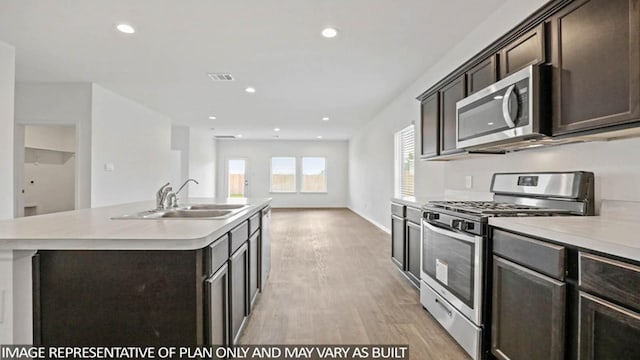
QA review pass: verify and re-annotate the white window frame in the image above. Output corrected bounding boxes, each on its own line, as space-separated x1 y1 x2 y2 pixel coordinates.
394 125 415 198
269 156 297 193
300 157 328 193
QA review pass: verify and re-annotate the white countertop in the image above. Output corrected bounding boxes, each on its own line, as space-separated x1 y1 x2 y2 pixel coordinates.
0 197 271 251
489 216 640 263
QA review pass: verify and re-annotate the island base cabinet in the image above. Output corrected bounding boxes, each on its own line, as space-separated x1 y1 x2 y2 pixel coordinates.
491 256 566 360
33 250 203 346
578 292 640 360
249 232 260 308
204 263 229 346
229 243 249 345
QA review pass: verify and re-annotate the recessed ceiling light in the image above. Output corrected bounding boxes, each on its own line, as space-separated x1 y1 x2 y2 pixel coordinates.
116 23 135 34
208 116 216 120
321 27 338 38
322 117 330 121
317 135 323 139
274 128 281 132
245 87 256 93
236 134 243 138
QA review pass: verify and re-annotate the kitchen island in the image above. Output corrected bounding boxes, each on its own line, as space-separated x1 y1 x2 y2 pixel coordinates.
0 197 271 346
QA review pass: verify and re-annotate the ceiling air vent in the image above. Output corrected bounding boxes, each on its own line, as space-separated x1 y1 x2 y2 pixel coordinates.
207 73 235 81
214 135 237 139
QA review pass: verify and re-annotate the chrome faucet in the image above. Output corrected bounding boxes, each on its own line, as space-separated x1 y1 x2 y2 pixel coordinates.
167 179 199 208
156 182 173 210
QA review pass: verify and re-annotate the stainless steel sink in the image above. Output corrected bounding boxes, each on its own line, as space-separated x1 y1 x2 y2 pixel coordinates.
113 203 249 220
181 204 246 210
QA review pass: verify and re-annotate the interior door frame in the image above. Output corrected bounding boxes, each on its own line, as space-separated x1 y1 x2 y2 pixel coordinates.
225 157 249 198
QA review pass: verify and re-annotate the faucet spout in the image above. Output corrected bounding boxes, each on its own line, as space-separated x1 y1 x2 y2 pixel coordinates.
176 178 200 196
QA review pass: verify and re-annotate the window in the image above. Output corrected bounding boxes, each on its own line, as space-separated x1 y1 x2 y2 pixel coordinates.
270 157 296 192
301 157 327 192
395 125 415 197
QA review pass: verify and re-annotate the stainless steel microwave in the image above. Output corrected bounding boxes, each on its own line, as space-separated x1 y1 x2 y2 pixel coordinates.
456 64 548 150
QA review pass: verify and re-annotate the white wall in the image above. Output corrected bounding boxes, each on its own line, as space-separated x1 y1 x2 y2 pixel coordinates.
24 151 75 215
90 84 172 207
217 140 349 207
349 0 550 228
171 125 190 192
24 125 75 152
188 128 216 198
0 39 15 344
14 83 92 209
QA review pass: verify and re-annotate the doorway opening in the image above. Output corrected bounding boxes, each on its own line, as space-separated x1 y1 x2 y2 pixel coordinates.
227 159 248 198
21 125 76 216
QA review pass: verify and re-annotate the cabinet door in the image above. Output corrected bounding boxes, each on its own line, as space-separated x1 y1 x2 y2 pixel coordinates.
205 263 229 346
229 243 248 345
405 221 421 287
467 55 498 94
248 231 260 309
579 292 640 360
492 256 565 360
499 24 545 77
551 0 640 135
439 75 466 154
420 92 439 159
391 215 406 270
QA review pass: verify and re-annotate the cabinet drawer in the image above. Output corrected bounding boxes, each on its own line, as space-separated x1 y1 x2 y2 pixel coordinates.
230 221 249 255
579 252 640 310
391 203 405 217
493 229 566 280
205 235 229 277
248 213 261 236
406 206 422 225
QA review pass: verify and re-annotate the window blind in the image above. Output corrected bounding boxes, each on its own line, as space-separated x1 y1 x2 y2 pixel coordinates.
398 125 415 197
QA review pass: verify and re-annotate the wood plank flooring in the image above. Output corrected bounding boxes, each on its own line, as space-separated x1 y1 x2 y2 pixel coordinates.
239 208 469 359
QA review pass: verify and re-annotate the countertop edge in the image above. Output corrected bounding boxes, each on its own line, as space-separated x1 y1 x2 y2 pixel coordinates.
0 198 272 251
489 217 640 263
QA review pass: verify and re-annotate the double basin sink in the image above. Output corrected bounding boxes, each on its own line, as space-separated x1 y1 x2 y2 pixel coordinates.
114 204 249 220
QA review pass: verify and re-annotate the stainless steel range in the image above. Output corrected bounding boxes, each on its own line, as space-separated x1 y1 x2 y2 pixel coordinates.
420 171 594 360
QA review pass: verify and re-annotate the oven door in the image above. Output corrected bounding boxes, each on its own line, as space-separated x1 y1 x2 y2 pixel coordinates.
456 64 538 150
421 220 483 325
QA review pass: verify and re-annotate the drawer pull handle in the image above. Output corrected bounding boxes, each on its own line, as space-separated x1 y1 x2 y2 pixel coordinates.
435 298 453 317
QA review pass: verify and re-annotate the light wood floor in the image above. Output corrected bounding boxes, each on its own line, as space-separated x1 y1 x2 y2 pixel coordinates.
239 208 469 359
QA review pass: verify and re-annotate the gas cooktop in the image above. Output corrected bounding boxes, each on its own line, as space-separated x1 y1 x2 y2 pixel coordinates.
426 200 573 217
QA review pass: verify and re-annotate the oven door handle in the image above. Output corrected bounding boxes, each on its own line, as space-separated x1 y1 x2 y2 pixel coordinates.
423 221 479 244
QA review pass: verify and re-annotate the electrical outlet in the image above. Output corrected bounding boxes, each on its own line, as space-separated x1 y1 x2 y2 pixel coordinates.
104 163 115 172
465 176 473 189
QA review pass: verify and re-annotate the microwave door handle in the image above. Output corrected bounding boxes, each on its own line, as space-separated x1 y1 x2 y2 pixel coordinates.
502 84 517 128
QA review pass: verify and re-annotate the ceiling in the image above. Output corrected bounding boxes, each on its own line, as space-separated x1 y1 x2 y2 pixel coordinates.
0 0 507 140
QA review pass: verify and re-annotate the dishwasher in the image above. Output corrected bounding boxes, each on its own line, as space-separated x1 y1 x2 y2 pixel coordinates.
260 206 271 291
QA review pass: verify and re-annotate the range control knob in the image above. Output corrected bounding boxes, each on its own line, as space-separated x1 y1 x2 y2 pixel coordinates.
427 212 440 221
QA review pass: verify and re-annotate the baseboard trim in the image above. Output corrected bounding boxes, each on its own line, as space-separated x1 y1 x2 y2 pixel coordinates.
348 207 391 234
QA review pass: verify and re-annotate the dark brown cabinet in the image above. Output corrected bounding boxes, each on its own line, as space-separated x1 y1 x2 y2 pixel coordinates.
439 75 467 154
550 0 640 135
405 221 421 286
467 55 498 95
492 256 566 360
420 92 439 159
229 242 249 345
248 231 260 309
577 252 640 359
499 24 546 78
205 263 229 346
391 214 406 270
578 292 640 360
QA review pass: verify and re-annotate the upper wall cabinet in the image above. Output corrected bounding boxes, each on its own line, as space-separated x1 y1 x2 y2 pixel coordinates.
550 0 640 135
467 55 498 95
420 92 440 159
439 75 467 155
499 24 546 78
